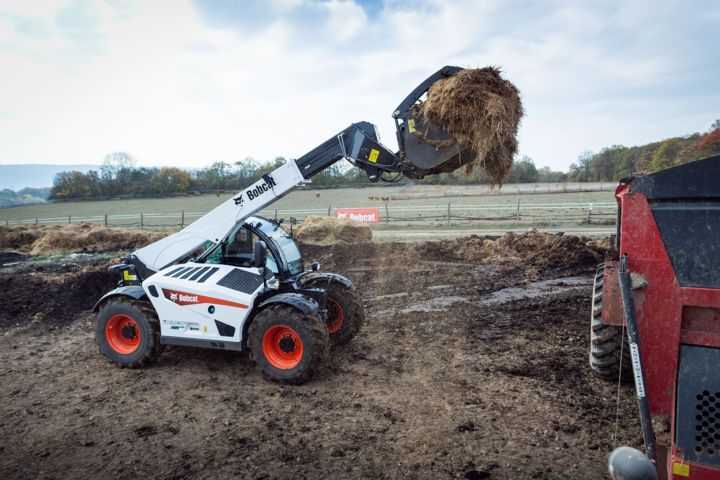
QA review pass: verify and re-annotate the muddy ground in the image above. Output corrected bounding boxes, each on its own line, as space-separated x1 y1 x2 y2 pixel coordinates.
0 235 639 479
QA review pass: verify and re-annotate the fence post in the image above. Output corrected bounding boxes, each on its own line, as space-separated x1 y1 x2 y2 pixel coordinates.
587 203 593 223
5 220 8 226
140 213 144 230
104 214 108 227
516 199 521 221
447 203 451 226
35 218 38 225
181 210 185 228
327 205 331 216
274 209 278 221
385 202 389 224
68 215 71 224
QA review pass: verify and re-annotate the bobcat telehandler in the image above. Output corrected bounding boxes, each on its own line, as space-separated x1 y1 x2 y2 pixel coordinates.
93 66 468 383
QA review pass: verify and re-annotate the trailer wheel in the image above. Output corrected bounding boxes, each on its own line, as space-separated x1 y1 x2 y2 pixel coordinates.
95 298 162 368
589 264 632 383
249 304 330 384
322 283 364 347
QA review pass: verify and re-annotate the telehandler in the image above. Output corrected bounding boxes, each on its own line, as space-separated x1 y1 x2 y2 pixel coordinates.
93 66 470 383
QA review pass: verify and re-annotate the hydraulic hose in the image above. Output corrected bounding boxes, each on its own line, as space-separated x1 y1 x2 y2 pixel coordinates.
618 255 656 464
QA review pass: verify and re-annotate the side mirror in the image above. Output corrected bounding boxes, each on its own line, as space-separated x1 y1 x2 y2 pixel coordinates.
254 241 267 268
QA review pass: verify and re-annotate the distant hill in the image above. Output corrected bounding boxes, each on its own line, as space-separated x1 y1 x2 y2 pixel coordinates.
568 127 720 181
0 164 100 190
0 187 51 208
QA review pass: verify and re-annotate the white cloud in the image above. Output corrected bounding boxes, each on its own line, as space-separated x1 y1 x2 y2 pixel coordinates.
322 0 367 40
0 0 717 172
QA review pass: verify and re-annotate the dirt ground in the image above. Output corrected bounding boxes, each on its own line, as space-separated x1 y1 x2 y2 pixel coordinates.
0 233 640 480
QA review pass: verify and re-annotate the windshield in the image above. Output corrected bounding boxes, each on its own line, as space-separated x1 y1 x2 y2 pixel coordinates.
255 218 303 276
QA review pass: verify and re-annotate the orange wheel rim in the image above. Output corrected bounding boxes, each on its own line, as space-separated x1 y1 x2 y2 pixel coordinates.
105 314 141 354
262 325 303 369
327 299 344 334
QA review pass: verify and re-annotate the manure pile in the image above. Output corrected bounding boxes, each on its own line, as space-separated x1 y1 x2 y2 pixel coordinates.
0 223 164 255
416 67 523 184
293 215 372 245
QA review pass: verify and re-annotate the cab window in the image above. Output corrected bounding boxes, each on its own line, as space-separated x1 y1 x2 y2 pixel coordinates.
214 226 279 273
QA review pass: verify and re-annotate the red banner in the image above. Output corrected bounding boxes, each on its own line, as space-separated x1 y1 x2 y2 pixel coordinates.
335 208 380 224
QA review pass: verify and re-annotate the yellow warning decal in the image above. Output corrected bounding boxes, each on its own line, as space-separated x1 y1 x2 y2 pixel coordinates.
673 462 689 477
123 270 137 281
368 149 380 163
408 118 416 133
203 325 208 333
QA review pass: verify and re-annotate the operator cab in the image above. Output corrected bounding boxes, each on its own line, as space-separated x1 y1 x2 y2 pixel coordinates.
200 216 304 280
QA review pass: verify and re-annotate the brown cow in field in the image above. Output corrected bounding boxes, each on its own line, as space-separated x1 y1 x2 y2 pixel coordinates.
381 196 390 202
315 193 321 198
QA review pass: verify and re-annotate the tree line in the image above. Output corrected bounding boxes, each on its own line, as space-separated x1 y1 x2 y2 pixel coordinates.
418 155 567 185
50 153 565 200
49 153 373 200
49 122 720 200
566 121 720 182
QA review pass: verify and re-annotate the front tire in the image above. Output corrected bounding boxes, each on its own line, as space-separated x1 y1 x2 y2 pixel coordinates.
249 304 330 384
589 264 631 382
95 298 162 368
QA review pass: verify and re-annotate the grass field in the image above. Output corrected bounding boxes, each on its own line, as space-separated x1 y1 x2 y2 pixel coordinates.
1 185 617 239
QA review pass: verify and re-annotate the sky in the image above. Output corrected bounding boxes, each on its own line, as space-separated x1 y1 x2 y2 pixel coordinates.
0 0 718 172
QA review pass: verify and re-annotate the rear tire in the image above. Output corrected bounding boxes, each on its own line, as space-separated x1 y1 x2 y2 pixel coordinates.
249 304 330 384
589 264 632 383
322 283 364 347
95 298 162 368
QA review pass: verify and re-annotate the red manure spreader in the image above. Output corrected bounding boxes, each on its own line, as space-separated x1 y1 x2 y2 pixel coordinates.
591 155 720 480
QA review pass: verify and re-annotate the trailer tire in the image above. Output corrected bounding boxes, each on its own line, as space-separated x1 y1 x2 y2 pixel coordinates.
95 298 163 368
589 264 632 383
249 304 330 384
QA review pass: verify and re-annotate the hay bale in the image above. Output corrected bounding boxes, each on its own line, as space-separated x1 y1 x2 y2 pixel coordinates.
416 67 523 184
294 216 372 245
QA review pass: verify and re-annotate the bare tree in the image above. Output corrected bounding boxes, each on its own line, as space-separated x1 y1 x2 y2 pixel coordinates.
100 151 137 195
101 151 136 180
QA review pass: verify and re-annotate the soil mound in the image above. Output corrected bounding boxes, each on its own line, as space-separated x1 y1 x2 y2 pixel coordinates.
293 216 372 245
416 67 523 184
0 223 165 255
301 230 606 280
452 230 605 279
0 262 116 331
335 231 608 280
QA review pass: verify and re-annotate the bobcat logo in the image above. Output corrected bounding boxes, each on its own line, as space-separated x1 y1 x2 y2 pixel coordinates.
170 292 178 301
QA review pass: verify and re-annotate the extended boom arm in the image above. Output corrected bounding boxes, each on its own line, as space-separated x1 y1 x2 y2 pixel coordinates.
133 122 401 272
132 66 466 273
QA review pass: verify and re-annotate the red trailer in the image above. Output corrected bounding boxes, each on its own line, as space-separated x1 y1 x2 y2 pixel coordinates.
591 156 720 480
